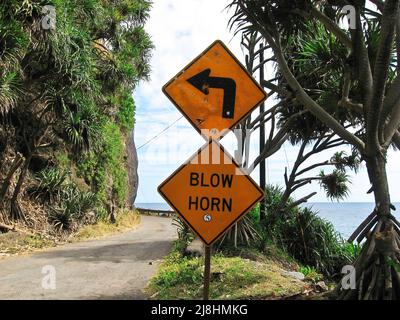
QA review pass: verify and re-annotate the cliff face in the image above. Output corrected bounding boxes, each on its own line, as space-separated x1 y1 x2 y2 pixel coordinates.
126 129 139 208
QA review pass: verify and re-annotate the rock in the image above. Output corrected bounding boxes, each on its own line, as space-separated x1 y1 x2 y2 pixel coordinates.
185 238 204 257
126 130 139 206
282 271 305 281
316 281 328 292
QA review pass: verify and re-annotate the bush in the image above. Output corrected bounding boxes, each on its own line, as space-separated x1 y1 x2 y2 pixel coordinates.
29 168 69 202
260 185 357 277
77 120 128 206
61 185 97 220
299 265 323 282
32 168 98 231
48 185 97 232
49 206 75 232
216 215 260 249
172 216 193 244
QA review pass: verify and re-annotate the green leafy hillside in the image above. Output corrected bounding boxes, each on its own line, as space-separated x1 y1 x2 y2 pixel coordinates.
0 0 152 233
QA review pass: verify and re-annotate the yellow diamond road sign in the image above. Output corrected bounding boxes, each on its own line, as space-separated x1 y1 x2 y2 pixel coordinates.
158 141 264 246
162 40 267 140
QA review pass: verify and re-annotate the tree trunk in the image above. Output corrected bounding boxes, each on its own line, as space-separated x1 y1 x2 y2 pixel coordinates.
368 155 391 218
0 154 23 202
337 154 400 300
9 156 31 221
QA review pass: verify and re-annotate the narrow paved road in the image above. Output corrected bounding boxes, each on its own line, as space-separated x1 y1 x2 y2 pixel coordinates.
0 215 176 300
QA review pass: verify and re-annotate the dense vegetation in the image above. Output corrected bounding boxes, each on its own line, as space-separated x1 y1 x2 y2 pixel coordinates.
0 1 152 234
255 185 358 277
229 0 400 300
175 184 358 280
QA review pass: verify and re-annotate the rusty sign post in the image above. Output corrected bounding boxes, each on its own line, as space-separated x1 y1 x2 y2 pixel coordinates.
203 245 211 300
159 40 267 300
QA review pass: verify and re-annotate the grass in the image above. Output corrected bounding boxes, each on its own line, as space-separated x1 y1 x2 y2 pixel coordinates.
73 209 140 241
299 266 323 283
0 209 140 257
147 243 308 300
0 232 56 256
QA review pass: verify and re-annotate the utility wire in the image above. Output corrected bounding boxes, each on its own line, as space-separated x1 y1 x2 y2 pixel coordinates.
137 116 184 150
283 142 297 198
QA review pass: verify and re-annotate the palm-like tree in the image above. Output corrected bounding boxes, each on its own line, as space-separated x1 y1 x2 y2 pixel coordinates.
229 0 400 299
0 1 152 222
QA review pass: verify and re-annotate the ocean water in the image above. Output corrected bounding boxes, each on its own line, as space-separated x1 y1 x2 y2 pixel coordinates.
136 202 400 240
303 203 400 239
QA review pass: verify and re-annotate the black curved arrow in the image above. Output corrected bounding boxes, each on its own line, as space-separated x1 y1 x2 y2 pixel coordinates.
187 69 236 119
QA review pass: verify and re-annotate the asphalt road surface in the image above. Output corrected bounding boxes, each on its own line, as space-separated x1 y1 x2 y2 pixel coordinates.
0 215 176 300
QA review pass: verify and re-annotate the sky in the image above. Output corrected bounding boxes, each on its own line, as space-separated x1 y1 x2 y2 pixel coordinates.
133 0 400 204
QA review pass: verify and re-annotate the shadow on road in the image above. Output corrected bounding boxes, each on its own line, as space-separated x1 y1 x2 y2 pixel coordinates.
31 240 173 264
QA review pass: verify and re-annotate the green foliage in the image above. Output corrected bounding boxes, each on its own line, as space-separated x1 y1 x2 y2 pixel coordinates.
331 151 361 174
0 72 21 115
248 203 260 223
30 167 69 202
94 206 108 222
299 266 323 282
102 121 127 204
60 185 97 219
154 254 203 288
77 151 107 200
77 121 128 206
0 0 153 224
55 152 71 170
319 170 350 201
48 184 97 231
264 184 286 214
148 246 305 300
117 92 136 131
217 215 261 248
172 216 194 244
48 206 75 231
387 257 400 273
299 265 317 277
340 242 361 260
260 185 356 277
62 98 101 153
30 167 97 231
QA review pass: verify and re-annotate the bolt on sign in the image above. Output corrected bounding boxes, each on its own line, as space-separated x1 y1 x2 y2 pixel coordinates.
158 141 264 246
162 40 267 140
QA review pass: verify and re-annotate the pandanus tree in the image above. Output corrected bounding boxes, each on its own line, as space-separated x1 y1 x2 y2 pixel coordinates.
239 32 361 214
229 0 400 299
224 30 359 247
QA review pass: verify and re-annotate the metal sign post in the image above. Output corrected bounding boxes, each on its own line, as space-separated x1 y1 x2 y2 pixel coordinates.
203 245 212 300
